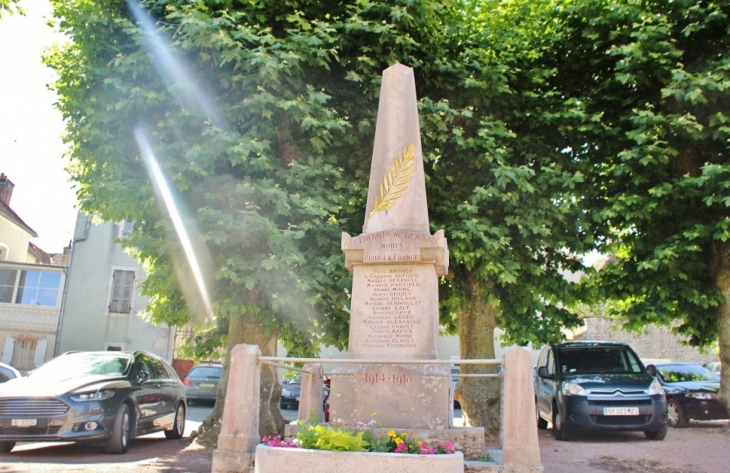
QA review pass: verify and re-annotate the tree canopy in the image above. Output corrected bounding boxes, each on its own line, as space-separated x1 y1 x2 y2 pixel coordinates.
46 0 730 432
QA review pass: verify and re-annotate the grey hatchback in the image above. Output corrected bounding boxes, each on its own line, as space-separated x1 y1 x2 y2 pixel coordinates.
534 341 667 441
0 350 186 454
183 363 222 404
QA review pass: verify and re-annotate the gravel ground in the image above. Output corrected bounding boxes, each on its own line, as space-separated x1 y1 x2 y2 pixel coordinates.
1 416 727 472
539 420 730 473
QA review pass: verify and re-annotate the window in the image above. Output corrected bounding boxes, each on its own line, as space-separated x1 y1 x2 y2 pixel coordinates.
15 270 61 306
118 220 135 239
106 345 123 351
0 269 16 303
0 268 61 307
109 270 135 313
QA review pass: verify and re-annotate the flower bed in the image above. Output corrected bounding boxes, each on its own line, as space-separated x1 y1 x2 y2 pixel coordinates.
255 418 464 472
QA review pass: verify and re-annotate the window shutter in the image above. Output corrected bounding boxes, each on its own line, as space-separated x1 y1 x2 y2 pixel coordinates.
1 338 15 364
110 270 135 313
120 271 134 313
33 340 47 368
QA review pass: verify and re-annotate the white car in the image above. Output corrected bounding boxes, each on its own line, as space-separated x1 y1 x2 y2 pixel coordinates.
0 362 21 383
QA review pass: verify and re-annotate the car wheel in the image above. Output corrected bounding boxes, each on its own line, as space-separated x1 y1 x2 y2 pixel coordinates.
644 427 667 440
536 402 548 430
552 402 570 441
165 403 186 439
105 403 132 454
0 441 15 453
667 399 688 428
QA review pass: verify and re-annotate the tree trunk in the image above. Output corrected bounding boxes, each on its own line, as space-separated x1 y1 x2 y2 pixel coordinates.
454 272 500 436
711 242 730 413
193 309 286 447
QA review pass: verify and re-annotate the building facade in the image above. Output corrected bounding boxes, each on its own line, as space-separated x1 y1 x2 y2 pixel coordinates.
0 174 65 372
57 212 175 360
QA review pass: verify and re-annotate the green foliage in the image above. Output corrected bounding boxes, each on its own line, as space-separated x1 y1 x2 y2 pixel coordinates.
0 0 22 17
49 0 730 363
538 0 730 346
296 423 370 452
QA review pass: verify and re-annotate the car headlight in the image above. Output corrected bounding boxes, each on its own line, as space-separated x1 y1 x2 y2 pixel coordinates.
687 392 716 400
282 389 294 397
648 379 664 395
69 390 115 402
562 382 586 396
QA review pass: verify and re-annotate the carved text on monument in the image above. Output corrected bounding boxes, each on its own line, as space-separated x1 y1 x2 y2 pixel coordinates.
359 266 425 350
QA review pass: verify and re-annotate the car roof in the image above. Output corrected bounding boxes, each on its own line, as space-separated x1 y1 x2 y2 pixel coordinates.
553 340 631 349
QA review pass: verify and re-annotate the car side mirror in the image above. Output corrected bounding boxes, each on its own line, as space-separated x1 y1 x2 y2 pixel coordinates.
646 364 657 377
136 370 150 385
537 366 554 380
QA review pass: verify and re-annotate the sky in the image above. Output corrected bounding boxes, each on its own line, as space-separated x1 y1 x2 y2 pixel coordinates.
0 0 78 254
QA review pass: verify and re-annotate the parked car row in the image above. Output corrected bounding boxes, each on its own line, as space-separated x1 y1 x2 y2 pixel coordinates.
535 340 728 442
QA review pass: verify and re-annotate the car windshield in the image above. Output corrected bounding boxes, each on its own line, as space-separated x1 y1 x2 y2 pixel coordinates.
189 366 222 378
558 347 643 375
28 352 133 381
657 364 719 383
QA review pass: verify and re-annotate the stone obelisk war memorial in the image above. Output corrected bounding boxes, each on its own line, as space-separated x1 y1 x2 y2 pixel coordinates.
328 63 452 429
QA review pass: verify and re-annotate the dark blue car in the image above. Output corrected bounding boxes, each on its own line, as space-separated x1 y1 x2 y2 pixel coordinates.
654 362 729 428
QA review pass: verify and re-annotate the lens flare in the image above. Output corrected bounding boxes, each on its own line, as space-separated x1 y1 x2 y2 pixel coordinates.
134 127 213 320
126 1 228 130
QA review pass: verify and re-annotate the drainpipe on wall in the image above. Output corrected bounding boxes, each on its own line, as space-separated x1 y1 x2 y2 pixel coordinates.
53 215 91 357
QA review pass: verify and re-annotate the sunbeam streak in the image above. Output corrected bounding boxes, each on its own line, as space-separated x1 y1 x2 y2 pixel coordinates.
127 0 228 130
134 127 213 320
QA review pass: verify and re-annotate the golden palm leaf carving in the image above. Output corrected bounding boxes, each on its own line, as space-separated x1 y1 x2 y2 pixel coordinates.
369 142 416 218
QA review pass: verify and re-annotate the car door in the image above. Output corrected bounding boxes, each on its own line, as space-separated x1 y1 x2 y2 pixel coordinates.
149 357 178 429
129 354 165 434
535 347 557 419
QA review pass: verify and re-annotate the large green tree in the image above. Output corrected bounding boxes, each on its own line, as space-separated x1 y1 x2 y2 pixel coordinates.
527 0 730 409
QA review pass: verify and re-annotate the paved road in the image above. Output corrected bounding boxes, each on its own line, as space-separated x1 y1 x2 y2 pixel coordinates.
2 404 726 473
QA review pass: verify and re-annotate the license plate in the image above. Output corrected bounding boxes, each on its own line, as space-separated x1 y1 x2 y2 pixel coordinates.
200 383 214 388
11 418 37 427
603 407 639 416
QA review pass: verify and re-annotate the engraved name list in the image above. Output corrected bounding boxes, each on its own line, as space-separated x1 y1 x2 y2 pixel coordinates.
360 267 423 350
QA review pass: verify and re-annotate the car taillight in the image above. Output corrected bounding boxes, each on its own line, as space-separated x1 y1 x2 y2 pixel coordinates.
183 378 192 387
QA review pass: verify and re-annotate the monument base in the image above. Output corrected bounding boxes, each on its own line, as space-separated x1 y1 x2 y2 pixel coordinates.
328 364 451 429
255 444 464 473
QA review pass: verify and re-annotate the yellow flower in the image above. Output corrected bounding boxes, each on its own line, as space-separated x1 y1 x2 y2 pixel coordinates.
395 438 403 445
418 440 424 447
387 430 396 438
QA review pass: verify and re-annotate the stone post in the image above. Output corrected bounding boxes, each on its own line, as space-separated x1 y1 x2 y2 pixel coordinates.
501 346 542 470
297 363 324 422
212 343 261 473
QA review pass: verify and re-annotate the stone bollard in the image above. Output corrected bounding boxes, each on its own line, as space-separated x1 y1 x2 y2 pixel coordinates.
212 344 261 473
297 363 324 422
501 346 543 471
